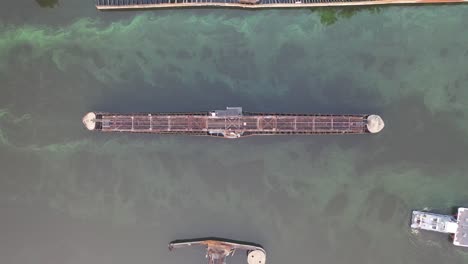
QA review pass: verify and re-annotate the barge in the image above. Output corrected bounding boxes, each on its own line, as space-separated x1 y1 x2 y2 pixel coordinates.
169 238 266 264
82 107 384 138
411 208 468 247
95 0 468 10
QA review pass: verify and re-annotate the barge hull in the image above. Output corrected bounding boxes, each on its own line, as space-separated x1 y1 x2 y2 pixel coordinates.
169 238 266 264
83 108 384 138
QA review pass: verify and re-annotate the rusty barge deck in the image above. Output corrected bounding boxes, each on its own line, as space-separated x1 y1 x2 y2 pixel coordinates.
82 107 384 138
169 237 266 264
96 0 467 10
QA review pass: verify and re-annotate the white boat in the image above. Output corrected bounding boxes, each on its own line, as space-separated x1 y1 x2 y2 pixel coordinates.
411 207 468 247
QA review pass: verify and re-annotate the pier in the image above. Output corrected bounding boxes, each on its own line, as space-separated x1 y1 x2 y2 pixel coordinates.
96 0 467 10
82 107 384 138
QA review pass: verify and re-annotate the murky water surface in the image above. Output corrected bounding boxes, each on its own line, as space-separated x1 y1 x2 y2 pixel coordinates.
1 1 468 264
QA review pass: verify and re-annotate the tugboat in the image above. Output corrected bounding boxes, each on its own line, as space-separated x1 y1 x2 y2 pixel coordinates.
168 238 266 264
411 208 468 247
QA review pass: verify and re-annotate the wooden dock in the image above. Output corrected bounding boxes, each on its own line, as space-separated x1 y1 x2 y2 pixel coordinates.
82 107 384 138
96 0 467 10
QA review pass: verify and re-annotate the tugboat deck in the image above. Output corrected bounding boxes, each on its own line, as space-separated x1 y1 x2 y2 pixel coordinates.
411 211 458 233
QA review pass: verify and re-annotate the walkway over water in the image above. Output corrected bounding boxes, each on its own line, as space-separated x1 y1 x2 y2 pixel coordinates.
96 0 467 10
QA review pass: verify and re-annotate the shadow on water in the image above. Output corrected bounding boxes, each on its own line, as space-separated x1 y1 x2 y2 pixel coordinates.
36 0 59 8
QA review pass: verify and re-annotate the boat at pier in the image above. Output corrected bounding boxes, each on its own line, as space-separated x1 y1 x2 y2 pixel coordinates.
169 238 266 264
82 107 384 138
411 208 468 247
95 0 468 10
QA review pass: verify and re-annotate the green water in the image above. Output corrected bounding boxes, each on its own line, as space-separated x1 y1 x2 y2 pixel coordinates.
1 2 468 264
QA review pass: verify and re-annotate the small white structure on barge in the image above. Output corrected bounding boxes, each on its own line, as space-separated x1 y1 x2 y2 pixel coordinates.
411 207 468 247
